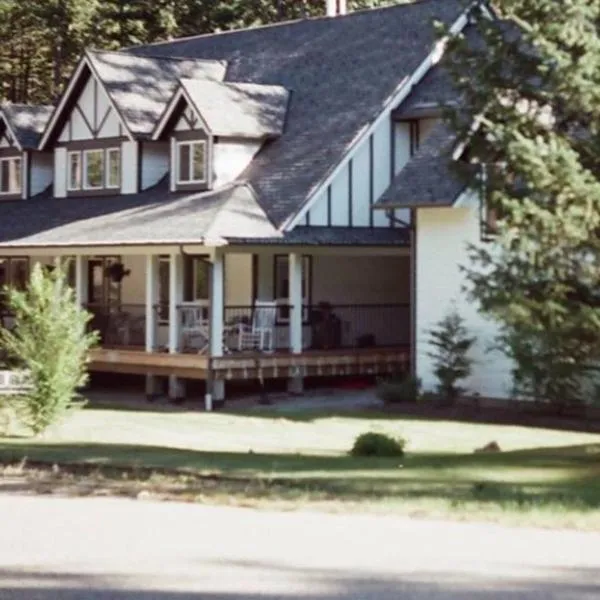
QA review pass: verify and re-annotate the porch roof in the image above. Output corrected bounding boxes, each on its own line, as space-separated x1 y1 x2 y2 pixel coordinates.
375 122 466 209
0 179 280 248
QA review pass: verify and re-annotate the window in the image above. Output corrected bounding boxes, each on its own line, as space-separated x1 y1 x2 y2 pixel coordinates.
84 149 103 189
0 257 29 310
106 148 121 188
68 147 120 192
177 141 206 184
68 152 81 190
274 255 311 323
0 157 21 194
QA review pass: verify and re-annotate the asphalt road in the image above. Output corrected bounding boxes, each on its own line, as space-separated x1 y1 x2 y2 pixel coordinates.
0 494 599 599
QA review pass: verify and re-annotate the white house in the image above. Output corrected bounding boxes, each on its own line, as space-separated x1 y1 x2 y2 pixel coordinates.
0 0 513 407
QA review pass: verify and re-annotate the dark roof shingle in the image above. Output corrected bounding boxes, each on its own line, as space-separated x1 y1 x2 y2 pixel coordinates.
129 0 466 227
376 121 465 208
1 104 54 149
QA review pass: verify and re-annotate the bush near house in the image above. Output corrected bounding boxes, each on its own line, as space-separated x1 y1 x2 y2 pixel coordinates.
427 309 475 405
0 261 98 435
377 373 421 404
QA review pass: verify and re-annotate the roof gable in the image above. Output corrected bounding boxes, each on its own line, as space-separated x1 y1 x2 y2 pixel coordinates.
154 78 289 140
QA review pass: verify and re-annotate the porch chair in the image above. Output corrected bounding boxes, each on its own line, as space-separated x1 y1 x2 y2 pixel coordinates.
236 301 277 353
179 300 210 353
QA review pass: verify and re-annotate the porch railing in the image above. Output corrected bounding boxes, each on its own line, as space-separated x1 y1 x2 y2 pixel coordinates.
86 303 158 348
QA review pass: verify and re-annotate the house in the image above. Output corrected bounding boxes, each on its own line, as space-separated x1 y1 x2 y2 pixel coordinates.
0 0 513 407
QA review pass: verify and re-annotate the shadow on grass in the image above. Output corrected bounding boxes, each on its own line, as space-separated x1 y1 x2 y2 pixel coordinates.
1 441 599 511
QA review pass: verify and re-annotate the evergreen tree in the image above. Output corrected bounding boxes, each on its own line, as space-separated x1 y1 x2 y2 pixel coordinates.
444 2 600 407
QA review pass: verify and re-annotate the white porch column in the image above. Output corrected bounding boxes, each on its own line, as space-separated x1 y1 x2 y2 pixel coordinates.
145 254 162 398
288 253 304 395
168 252 184 400
74 255 88 307
206 251 225 411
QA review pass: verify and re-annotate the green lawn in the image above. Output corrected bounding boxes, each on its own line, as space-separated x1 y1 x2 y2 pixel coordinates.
1 404 600 529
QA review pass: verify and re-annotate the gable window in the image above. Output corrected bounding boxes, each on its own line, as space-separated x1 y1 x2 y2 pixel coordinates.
0 157 21 194
274 255 312 323
68 152 81 191
67 147 121 192
177 141 206 184
84 149 103 189
106 148 121 188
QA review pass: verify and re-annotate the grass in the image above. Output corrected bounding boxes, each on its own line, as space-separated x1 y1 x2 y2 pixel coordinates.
1 403 600 529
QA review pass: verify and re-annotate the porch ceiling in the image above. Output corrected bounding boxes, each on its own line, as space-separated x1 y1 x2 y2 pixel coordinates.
0 178 280 249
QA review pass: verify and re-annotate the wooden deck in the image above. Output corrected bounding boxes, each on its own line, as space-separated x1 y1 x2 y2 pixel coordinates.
89 346 410 381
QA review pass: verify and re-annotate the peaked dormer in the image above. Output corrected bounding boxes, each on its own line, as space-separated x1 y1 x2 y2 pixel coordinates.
38 50 227 198
153 78 289 192
0 104 53 200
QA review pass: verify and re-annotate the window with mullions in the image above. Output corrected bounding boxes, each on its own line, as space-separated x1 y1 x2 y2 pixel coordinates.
274 255 311 324
0 157 21 194
67 147 121 192
177 141 207 184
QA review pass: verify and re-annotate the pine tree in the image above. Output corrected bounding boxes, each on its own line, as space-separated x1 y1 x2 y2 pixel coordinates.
443 2 600 407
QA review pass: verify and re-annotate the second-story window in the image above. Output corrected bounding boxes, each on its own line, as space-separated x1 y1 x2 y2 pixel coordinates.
0 157 21 195
177 141 206 184
67 147 121 192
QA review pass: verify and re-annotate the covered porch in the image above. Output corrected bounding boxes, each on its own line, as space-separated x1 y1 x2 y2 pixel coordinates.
0 239 411 408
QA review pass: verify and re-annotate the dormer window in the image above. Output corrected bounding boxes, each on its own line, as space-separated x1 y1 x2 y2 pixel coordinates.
67 147 121 193
0 157 21 195
177 140 206 185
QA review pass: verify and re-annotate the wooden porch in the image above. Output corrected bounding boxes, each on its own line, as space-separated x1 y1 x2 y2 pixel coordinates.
89 346 410 381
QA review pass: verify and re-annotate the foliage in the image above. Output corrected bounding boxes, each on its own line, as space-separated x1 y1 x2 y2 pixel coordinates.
0 261 98 435
427 309 475 403
0 0 397 104
350 431 406 457
442 1 600 408
376 372 421 404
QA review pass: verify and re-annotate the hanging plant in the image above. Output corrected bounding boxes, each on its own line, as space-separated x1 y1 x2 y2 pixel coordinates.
105 262 131 283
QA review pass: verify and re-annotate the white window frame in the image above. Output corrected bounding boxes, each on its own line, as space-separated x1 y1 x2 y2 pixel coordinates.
176 140 207 185
0 156 22 195
67 151 81 191
105 147 121 189
83 149 104 190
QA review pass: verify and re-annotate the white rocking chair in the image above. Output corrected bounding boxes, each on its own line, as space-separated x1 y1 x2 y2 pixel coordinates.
237 301 277 352
179 300 210 353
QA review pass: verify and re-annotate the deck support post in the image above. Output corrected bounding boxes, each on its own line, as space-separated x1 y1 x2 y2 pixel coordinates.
74 255 88 307
145 254 162 399
168 252 185 401
206 251 225 410
288 252 304 395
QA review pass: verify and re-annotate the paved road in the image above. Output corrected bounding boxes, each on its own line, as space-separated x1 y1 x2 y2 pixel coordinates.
0 495 599 599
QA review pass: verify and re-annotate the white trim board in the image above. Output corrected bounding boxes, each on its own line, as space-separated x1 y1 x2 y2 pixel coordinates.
0 113 23 151
284 5 473 231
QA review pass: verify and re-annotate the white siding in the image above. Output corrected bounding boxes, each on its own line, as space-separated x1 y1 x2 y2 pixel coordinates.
394 122 411 173
212 139 261 189
70 106 93 140
97 108 120 139
308 189 328 225
330 167 349 226
121 140 138 194
225 254 253 306
30 152 54 197
372 119 391 227
415 191 513 399
54 147 67 198
141 142 169 190
351 140 371 227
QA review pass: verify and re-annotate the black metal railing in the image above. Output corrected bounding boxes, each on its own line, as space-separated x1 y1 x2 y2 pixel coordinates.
85 303 158 348
222 303 410 352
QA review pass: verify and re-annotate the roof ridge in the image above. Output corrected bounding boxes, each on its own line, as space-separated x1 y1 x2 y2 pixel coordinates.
126 0 448 51
87 47 227 67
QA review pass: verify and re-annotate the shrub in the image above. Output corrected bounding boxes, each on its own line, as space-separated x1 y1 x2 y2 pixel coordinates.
377 373 421 404
427 308 475 404
0 261 98 435
350 432 406 457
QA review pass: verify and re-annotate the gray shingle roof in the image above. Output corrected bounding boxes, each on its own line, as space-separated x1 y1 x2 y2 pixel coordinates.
375 121 466 208
129 0 466 227
231 226 409 246
1 104 54 149
176 79 289 138
87 50 227 137
0 179 279 248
